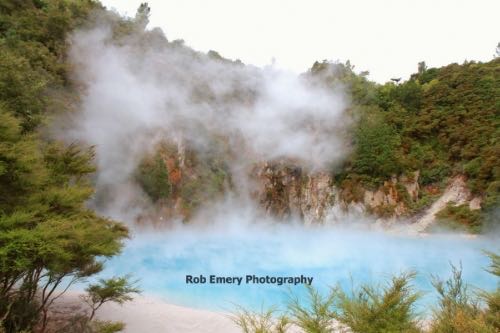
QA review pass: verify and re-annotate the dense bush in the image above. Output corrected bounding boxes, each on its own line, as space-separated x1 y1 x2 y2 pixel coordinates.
135 153 172 202
312 57 499 228
0 1 132 331
287 285 337 332
231 306 290 333
351 112 402 181
436 203 482 233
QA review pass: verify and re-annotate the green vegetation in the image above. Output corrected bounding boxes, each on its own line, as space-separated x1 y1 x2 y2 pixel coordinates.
429 264 496 333
176 148 229 217
331 272 421 333
0 0 131 332
134 143 229 218
231 306 290 333
135 152 172 202
57 315 126 333
481 252 500 329
313 57 499 229
0 0 498 330
287 285 337 332
351 113 402 181
286 273 422 333
81 276 140 321
0 0 101 131
88 321 126 333
0 1 234 328
233 254 500 333
436 204 482 233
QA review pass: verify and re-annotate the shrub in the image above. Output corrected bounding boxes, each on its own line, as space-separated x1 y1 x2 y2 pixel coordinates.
436 204 482 233
287 285 337 333
231 306 290 333
331 272 422 333
429 264 495 333
135 153 172 202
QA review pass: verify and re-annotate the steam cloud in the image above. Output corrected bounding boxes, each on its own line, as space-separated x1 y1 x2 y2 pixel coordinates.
61 19 350 221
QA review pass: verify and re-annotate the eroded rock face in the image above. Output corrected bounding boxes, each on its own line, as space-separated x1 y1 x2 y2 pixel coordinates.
138 142 482 228
401 171 420 201
362 172 420 217
252 162 337 223
251 162 430 223
300 172 338 224
469 197 482 210
252 163 422 223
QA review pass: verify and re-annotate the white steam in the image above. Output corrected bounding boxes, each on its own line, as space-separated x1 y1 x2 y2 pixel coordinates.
64 23 348 208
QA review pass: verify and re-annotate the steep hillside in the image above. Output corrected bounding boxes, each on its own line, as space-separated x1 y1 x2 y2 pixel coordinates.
136 58 499 232
315 58 500 231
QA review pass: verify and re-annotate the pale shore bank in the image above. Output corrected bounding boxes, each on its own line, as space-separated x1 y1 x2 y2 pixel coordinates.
53 292 240 333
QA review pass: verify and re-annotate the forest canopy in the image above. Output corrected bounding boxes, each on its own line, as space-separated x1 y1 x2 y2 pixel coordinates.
0 1 128 331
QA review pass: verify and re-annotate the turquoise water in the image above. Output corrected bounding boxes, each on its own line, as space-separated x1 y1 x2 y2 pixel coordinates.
98 223 498 313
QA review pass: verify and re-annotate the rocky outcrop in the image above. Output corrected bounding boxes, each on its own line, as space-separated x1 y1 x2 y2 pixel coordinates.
400 171 420 201
363 179 404 216
362 171 420 217
139 143 482 231
300 172 338 224
252 162 337 223
411 175 472 233
252 162 421 223
469 197 482 210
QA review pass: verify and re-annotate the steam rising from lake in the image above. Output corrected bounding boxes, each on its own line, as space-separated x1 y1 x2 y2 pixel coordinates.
61 18 350 219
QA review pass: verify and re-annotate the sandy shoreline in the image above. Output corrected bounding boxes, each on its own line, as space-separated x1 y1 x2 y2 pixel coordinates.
54 292 240 333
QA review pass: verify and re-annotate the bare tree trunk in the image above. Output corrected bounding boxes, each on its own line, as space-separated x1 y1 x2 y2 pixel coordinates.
39 308 48 333
88 301 104 322
88 307 96 322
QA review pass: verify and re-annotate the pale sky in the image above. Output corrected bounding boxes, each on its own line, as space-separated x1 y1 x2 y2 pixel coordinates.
101 0 499 83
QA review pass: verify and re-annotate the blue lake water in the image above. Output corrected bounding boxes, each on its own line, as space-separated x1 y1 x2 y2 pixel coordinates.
96 223 498 314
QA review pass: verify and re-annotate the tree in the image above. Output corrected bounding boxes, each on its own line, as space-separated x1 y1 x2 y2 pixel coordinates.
417 61 427 75
135 2 151 30
481 252 500 330
352 112 402 181
0 4 130 329
0 113 129 331
82 276 140 321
